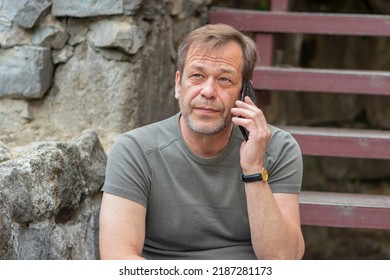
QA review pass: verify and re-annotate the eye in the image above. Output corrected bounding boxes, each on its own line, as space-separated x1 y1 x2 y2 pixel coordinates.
189 73 203 81
218 76 232 85
192 73 202 78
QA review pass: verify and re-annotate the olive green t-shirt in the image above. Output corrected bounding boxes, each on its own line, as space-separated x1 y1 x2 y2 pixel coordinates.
102 113 303 259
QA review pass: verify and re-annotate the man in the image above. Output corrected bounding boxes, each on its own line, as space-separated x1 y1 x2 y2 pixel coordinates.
99 23 305 260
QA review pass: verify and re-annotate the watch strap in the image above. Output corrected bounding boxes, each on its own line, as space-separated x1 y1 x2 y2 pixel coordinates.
240 173 263 183
240 167 268 183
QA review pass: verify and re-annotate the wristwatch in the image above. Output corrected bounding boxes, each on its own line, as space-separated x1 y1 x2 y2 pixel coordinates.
240 167 268 183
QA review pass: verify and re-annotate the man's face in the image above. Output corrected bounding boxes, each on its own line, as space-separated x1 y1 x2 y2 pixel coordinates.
175 41 244 136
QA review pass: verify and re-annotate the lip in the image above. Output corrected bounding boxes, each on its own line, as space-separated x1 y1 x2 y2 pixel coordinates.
194 107 220 113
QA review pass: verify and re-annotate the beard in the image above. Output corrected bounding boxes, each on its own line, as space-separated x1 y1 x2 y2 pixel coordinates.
178 94 231 136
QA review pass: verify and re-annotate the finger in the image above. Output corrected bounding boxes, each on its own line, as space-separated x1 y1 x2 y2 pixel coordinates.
245 95 256 106
231 116 250 128
232 103 267 127
235 99 252 109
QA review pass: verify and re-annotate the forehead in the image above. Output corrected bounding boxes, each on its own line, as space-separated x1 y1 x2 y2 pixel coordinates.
185 41 244 73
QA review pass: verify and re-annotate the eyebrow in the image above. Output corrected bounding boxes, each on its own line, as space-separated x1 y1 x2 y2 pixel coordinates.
189 63 238 76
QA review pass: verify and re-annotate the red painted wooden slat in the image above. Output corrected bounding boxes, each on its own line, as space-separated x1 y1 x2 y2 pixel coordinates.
282 126 390 159
271 0 290 11
255 35 274 66
209 8 390 36
299 191 390 230
253 67 390 95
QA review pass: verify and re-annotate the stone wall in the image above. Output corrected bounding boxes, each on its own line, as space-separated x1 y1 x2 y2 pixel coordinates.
0 0 211 150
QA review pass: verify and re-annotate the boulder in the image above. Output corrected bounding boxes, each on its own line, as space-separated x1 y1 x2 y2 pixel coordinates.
0 46 53 99
0 130 106 259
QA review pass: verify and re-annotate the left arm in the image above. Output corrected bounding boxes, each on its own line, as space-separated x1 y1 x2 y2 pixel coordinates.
244 182 305 259
231 96 305 259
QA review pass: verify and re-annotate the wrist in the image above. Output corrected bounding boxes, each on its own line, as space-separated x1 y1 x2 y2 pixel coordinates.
240 167 268 183
242 165 264 175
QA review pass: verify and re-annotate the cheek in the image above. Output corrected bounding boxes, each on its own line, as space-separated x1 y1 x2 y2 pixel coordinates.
221 94 239 110
181 85 200 101
177 87 192 109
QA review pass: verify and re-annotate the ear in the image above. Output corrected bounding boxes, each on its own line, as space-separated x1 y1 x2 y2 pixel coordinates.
174 71 181 100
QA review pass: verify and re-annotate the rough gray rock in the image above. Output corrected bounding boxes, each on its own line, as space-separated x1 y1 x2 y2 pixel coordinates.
32 26 69 49
0 46 53 99
0 130 106 259
0 142 11 163
0 0 29 30
52 0 124 17
123 0 143 15
89 20 147 55
14 0 51 29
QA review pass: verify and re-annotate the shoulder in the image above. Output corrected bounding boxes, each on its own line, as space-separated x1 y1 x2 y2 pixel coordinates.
267 125 301 158
112 114 180 155
269 125 296 143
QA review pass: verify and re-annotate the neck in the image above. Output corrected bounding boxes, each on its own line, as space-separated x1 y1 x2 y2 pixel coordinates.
179 115 233 158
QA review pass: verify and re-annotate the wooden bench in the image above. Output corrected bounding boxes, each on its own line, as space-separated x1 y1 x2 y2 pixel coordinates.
209 0 390 230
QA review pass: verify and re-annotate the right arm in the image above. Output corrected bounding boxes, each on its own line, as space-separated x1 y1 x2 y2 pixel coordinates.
99 192 146 260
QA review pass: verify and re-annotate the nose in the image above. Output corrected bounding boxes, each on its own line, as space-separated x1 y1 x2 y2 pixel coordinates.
200 78 217 99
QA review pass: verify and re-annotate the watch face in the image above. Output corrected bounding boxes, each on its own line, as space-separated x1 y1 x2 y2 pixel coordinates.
262 168 268 181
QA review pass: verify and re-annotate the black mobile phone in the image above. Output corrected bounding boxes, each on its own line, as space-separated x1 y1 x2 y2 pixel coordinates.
238 80 256 141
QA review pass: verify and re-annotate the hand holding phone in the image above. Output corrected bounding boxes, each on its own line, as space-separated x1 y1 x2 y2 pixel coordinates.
238 80 256 141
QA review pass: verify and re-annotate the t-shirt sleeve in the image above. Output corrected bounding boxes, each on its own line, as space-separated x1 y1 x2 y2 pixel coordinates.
266 128 303 194
101 133 151 207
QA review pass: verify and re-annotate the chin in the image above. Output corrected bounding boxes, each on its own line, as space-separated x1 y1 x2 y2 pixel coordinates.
183 111 231 134
190 120 229 135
